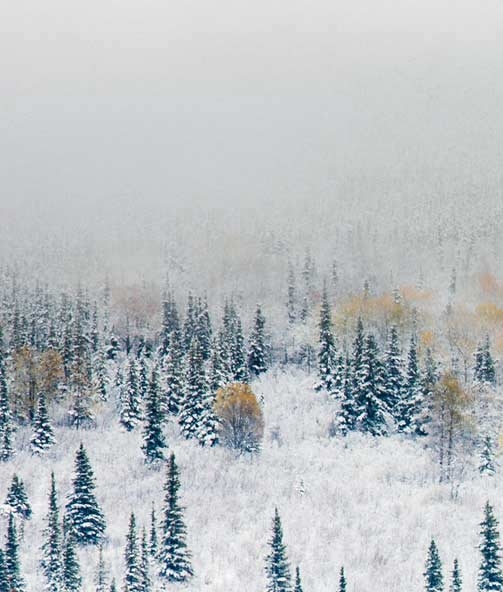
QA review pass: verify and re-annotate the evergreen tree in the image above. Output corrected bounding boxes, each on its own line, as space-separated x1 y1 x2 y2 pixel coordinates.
159 292 181 359
265 508 292 592
356 334 388 435
195 296 212 361
315 287 338 394
0 550 9 592
68 387 94 430
230 307 249 383
109 580 117 592
338 356 357 435
424 539 443 592
0 330 14 461
41 472 63 592
286 264 297 325
30 392 57 454
475 336 497 386
248 304 269 377
158 452 193 583
294 566 303 592
139 528 151 592
5 474 31 521
65 444 106 546
95 545 108 592
339 567 347 592
142 363 167 465
450 559 462 592
62 534 81 592
383 326 403 414
397 335 427 435
478 502 503 591
123 513 142 592
138 355 149 400
480 436 497 476
5 513 25 592
163 331 184 416
120 359 142 431
149 503 158 558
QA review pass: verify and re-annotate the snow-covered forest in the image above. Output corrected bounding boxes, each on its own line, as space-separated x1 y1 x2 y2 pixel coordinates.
4 0 503 591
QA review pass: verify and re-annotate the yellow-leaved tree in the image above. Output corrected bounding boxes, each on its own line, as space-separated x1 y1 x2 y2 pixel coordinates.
214 383 264 454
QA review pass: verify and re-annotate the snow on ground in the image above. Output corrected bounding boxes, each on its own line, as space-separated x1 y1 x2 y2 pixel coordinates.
0 368 499 591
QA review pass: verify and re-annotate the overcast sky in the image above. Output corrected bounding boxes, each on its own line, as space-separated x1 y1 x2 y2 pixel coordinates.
2 0 503 229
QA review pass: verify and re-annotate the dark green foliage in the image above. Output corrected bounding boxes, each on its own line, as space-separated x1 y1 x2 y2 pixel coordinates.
150 503 158 557
5 474 32 520
65 444 106 546
5 513 25 592
474 336 496 386
479 502 503 591
294 566 303 592
248 304 269 377
424 539 443 592
158 453 193 582
339 567 347 592
480 436 497 476
315 287 339 394
95 545 108 592
0 330 14 461
120 359 142 431
123 513 142 592
0 550 9 592
62 534 82 592
159 292 181 359
450 558 462 592
142 363 167 464
41 472 63 592
163 331 184 416
384 326 403 412
140 528 151 592
265 508 291 592
397 335 427 435
30 392 57 454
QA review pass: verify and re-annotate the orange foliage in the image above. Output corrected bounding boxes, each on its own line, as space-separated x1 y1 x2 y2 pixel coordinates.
476 303 503 326
478 272 501 297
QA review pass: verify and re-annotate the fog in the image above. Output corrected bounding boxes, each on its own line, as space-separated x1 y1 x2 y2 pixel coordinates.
2 0 503 295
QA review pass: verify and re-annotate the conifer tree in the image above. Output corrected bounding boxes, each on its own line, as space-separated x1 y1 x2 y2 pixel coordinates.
0 550 9 592
159 292 181 359
62 534 81 592
5 474 32 521
265 508 292 592
230 308 249 383
338 356 357 435
65 444 106 546
475 336 497 386
397 335 427 435
30 392 57 454
315 287 338 394
183 293 197 353
142 363 167 465
41 472 63 592
195 296 212 361
339 567 347 592
383 326 403 414
480 436 497 476
286 264 297 325
120 359 142 431
138 355 149 400
248 304 269 377
356 334 388 435
158 452 193 583
0 330 14 461
162 331 184 416
294 566 303 592
424 539 443 592
449 559 462 592
149 503 158 558
478 502 503 591
140 528 151 592
95 545 108 592
5 513 25 592
123 513 142 592
109 580 117 592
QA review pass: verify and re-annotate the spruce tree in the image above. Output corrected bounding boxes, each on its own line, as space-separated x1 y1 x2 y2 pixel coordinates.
478 502 503 591
195 296 212 361
265 508 292 592
0 330 14 461
338 356 357 435
398 335 427 435
450 559 462 592
294 566 303 592
480 436 497 476
62 534 81 592
65 444 106 546
5 513 25 592
5 474 32 520
0 550 9 592
120 359 142 431
286 264 297 325
123 513 142 592
158 452 193 583
339 567 347 592
149 503 158 557
140 528 151 592
95 545 108 592
424 539 443 592
41 472 63 592
163 331 184 416
315 287 338 394
383 326 403 414
248 304 269 377
142 363 167 465
30 392 57 454
109 580 117 592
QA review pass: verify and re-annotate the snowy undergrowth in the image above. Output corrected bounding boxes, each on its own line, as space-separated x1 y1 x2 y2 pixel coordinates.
0 368 499 592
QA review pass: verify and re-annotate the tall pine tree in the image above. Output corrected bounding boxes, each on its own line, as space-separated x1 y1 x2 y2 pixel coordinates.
265 508 291 592
30 392 57 454
248 304 269 377
41 472 63 592
479 502 503 591
142 363 167 465
424 539 443 592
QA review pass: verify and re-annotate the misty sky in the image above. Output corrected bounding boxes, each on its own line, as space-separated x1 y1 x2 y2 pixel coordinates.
2 0 503 229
